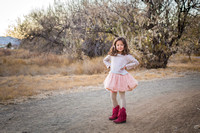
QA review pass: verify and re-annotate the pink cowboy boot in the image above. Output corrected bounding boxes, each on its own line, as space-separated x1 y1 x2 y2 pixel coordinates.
109 105 120 120
113 107 127 123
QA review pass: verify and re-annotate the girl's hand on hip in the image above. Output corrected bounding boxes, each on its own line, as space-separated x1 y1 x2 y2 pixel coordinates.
120 66 126 70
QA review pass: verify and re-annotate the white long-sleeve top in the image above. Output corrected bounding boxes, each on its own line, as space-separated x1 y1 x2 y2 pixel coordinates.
103 54 139 75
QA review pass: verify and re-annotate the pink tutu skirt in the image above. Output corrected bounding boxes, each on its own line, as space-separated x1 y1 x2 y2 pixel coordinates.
104 72 138 92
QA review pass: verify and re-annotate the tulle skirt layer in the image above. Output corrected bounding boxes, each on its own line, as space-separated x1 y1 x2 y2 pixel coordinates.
104 72 138 92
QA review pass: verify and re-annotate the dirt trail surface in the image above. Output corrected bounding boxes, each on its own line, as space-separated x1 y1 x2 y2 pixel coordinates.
0 73 200 133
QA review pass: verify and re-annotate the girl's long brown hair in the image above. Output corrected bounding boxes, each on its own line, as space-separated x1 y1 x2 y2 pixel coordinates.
108 37 130 56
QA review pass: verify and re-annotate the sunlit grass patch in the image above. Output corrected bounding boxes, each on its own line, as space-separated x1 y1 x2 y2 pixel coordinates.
0 74 107 103
0 76 37 102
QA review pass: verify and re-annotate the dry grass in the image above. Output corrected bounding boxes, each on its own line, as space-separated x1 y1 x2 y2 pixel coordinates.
0 49 200 103
0 49 106 76
168 54 200 72
0 49 73 76
65 57 107 75
0 74 107 102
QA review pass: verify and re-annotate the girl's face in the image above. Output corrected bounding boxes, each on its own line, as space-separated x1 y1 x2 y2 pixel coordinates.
116 40 124 53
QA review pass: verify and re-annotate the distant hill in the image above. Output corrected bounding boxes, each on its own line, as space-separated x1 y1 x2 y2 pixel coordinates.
0 36 21 48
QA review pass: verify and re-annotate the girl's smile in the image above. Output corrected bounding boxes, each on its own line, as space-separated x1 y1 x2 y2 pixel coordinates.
116 40 124 53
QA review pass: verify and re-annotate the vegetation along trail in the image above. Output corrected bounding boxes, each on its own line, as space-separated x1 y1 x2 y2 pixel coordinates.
0 73 200 133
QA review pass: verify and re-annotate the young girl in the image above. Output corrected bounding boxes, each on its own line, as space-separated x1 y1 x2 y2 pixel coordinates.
103 37 139 124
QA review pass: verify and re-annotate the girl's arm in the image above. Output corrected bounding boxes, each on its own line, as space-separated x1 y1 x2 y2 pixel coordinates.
103 55 111 69
125 55 139 70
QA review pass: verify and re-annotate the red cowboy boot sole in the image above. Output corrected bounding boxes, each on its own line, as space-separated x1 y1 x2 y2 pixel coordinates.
109 117 118 120
113 120 126 124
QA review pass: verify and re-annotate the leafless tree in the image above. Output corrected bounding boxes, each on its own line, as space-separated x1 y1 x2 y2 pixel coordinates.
8 0 200 68
179 15 200 60
136 0 200 68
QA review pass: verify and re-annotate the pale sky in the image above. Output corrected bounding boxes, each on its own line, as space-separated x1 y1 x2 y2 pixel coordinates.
0 0 55 36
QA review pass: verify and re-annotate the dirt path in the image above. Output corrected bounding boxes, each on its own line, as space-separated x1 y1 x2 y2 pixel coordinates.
0 73 200 133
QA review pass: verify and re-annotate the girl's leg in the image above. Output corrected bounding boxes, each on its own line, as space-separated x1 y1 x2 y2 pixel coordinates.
113 91 127 123
110 91 118 107
109 91 119 120
119 91 126 108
